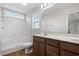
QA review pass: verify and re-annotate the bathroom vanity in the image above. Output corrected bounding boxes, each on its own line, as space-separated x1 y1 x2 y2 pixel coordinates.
33 34 79 56
33 36 45 56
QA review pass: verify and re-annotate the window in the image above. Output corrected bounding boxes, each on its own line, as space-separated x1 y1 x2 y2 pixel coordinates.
3 9 24 19
0 8 1 17
32 14 40 29
0 8 1 21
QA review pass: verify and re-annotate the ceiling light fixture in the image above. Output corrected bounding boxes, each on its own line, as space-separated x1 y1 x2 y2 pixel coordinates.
41 3 55 10
22 3 27 6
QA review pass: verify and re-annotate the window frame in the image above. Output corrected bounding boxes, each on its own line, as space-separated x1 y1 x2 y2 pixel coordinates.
3 7 25 20
32 13 41 29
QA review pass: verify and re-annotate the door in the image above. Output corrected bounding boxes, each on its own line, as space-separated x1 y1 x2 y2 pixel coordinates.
39 43 45 56
33 40 39 56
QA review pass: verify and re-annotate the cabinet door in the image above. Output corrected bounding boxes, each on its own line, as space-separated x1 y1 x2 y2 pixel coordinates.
46 39 59 48
60 41 79 55
39 43 45 56
33 40 39 56
60 50 77 56
46 44 59 56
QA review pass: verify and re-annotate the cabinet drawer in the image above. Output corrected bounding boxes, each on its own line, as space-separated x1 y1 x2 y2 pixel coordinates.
33 36 45 43
61 50 78 56
46 39 59 47
38 37 45 43
60 41 79 54
46 44 59 56
33 36 38 41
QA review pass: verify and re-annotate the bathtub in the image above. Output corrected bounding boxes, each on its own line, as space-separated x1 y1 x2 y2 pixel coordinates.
0 42 32 56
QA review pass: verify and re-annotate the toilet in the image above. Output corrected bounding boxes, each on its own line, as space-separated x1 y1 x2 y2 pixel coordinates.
22 42 32 54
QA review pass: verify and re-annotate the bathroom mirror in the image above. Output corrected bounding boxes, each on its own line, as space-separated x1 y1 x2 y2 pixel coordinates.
68 12 79 34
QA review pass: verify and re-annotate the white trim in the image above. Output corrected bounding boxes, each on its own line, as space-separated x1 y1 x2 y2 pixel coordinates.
2 6 25 15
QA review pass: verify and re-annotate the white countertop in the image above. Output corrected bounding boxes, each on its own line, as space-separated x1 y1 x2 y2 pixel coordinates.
33 33 79 44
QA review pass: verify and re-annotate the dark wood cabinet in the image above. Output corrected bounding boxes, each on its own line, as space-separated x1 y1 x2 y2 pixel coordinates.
46 44 59 56
46 39 59 47
46 39 59 56
39 43 45 56
33 40 39 56
60 50 77 56
60 41 79 56
33 36 45 56
33 36 79 56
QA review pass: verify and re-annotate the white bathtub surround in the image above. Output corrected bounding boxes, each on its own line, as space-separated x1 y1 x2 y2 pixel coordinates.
22 42 32 47
0 45 24 55
33 33 79 44
0 42 32 56
0 14 32 54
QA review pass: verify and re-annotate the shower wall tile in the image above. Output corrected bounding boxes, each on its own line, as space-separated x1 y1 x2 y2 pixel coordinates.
1 16 28 50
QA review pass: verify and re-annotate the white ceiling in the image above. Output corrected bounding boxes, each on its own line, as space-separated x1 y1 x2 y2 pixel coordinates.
42 3 79 16
1 3 79 15
1 3 40 14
